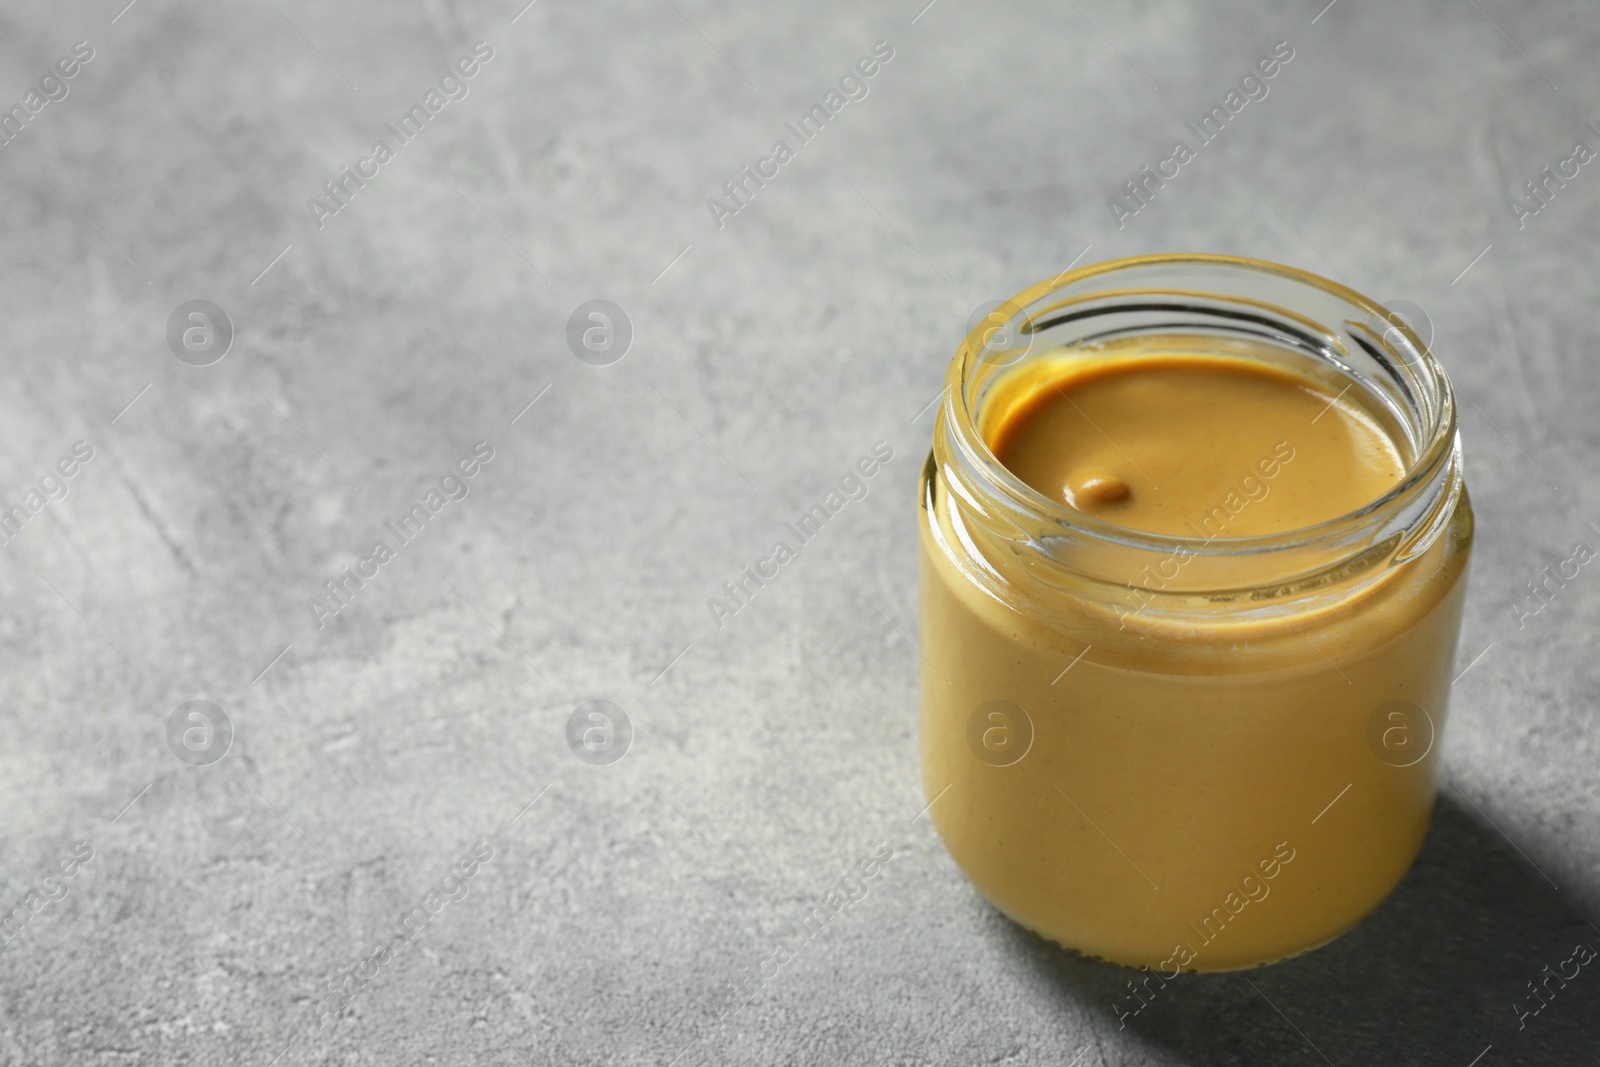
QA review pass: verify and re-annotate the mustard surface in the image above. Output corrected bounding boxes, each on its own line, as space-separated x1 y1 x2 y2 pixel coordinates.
920 348 1472 971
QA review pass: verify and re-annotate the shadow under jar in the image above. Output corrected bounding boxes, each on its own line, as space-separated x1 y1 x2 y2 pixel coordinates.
919 255 1473 973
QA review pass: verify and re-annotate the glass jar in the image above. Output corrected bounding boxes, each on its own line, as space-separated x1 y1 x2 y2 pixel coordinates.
919 254 1473 973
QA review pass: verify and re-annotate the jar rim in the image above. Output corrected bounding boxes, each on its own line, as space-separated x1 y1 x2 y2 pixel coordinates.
940 253 1460 560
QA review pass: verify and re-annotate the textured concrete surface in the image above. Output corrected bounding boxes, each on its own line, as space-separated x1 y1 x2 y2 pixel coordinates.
0 0 1596 1063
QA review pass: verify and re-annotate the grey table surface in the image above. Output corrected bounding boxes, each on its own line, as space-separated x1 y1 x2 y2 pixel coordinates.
0 0 1596 1063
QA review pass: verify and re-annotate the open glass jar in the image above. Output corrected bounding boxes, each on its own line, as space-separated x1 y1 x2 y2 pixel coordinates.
919 255 1473 972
